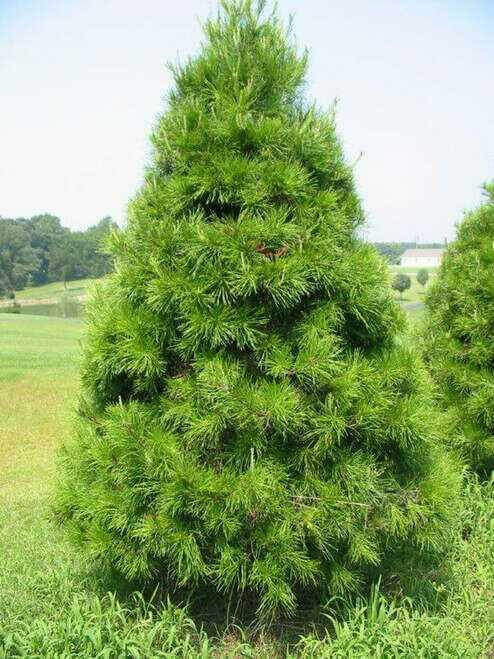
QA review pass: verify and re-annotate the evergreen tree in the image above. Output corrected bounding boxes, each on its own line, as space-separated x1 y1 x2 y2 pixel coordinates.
55 0 461 620
422 182 494 475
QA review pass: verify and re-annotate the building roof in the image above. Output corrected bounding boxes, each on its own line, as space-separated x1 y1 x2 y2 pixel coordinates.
401 248 445 258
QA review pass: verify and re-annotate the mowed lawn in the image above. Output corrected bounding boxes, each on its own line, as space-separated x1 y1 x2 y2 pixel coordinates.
14 278 99 302
389 265 438 303
0 315 83 625
1 313 494 656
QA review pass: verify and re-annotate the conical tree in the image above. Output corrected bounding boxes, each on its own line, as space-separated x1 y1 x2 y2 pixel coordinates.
422 182 494 475
56 0 461 619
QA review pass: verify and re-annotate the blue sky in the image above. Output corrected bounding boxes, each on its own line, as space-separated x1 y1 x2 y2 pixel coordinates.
1 0 493 241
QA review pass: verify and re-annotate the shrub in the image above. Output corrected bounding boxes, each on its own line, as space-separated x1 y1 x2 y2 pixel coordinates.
422 182 494 474
416 268 429 287
55 0 461 620
391 273 411 299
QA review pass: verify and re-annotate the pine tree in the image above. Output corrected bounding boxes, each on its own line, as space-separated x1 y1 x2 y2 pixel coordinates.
422 182 494 475
55 0 461 620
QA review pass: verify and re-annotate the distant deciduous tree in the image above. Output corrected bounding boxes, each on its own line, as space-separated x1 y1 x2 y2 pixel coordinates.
48 232 79 287
417 268 429 287
392 273 411 300
0 215 117 291
75 217 118 279
28 214 68 285
0 218 40 292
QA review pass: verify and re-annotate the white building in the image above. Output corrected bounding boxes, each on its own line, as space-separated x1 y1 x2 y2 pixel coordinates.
400 248 444 268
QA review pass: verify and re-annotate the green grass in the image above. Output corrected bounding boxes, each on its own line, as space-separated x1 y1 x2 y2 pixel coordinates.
1 278 99 318
390 265 439 275
0 302 61 317
14 277 100 302
389 265 437 304
0 313 493 657
297 479 494 656
0 314 82 382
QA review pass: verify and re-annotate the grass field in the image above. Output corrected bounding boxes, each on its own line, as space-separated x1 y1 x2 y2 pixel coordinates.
1 278 99 318
0 313 493 656
14 278 98 302
389 265 437 303
7 261 434 314
390 265 440 275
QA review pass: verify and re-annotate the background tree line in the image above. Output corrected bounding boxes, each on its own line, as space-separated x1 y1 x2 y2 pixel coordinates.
373 241 444 264
0 214 117 296
0 212 445 298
